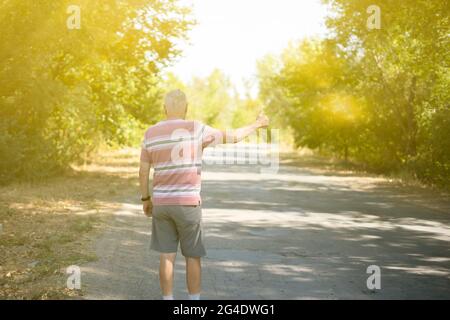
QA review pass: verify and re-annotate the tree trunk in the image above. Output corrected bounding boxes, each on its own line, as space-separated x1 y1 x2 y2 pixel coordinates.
405 76 418 158
344 144 348 162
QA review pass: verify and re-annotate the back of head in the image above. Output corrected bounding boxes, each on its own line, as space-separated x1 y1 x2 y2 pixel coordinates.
164 89 188 118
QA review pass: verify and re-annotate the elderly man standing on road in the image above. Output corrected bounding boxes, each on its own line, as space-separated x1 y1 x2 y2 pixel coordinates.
139 89 269 300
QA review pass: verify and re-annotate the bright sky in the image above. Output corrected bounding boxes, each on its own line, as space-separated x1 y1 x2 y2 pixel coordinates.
168 0 328 94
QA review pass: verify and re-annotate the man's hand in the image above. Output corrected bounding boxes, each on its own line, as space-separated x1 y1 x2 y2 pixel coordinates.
143 200 153 217
256 112 269 128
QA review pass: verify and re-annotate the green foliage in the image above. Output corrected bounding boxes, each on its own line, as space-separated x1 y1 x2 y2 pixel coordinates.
164 70 240 129
231 98 260 129
0 0 193 183
259 1 449 187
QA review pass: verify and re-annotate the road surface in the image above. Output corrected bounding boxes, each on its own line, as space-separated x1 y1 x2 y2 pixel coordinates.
81 156 450 300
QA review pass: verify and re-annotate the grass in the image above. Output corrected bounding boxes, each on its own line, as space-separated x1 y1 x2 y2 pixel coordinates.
0 148 140 299
282 150 449 191
280 151 375 176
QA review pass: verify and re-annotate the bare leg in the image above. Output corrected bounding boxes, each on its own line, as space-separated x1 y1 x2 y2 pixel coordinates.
160 253 177 296
185 257 201 294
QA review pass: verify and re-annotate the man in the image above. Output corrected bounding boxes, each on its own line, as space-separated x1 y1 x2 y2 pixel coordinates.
139 89 269 300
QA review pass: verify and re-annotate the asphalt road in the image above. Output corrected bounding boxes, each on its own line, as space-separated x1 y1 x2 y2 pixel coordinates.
82 157 450 300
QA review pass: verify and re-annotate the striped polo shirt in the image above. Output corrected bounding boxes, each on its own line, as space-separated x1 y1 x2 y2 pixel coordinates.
140 119 223 206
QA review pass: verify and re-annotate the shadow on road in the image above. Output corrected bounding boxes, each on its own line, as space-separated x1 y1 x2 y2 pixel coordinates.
81 158 450 299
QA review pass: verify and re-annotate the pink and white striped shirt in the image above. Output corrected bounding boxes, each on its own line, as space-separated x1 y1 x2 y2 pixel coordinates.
140 119 223 206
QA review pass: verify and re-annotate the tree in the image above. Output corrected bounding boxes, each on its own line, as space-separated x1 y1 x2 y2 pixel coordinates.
258 1 449 186
323 0 449 180
259 39 366 161
0 0 194 182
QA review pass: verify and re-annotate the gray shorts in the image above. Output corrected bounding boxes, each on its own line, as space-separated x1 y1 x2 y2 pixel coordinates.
150 205 206 257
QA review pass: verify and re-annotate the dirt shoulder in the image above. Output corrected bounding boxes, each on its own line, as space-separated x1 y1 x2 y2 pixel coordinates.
0 149 139 299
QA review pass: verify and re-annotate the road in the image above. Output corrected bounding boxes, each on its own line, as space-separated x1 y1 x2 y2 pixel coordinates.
81 155 450 300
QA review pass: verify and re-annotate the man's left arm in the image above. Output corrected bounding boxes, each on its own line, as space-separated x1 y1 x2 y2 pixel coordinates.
224 113 269 144
139 147 152 217
202 113 269 148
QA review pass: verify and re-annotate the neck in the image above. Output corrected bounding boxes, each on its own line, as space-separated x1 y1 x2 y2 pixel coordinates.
166 115 185 120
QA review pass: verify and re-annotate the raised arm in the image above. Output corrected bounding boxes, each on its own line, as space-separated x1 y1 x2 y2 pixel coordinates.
224 113 269 144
